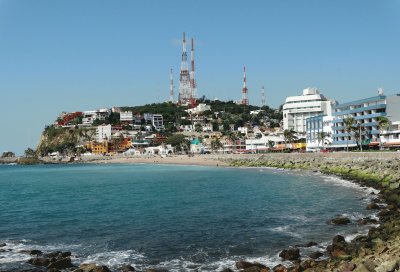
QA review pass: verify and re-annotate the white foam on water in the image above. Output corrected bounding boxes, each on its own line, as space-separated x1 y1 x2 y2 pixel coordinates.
0 239 82 264
269 225 302 239
79 250 146 269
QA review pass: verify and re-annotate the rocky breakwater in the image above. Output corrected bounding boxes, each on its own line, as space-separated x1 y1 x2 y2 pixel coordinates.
224 152 400 271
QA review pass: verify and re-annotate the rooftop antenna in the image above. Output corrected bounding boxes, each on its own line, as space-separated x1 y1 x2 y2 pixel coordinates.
378 87 384 95
241 66 248 105
261 86 266 108
169 68 174 102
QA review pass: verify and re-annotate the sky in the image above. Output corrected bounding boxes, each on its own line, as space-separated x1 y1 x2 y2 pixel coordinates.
0 0 399 155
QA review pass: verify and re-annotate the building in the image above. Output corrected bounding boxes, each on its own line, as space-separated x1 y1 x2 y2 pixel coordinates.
245 134 285 152
152 114 164 131
331 93 400 149
305 115 333 151
87 141 109 155
185 103 211 115
82 108 111 125
56 112 82 126
120 111 134 123
283 88 336 133
96 125 112 143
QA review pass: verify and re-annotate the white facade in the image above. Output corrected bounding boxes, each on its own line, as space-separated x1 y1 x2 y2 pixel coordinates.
82 108 111 125
245 135 285 151
306 115 333 151
283 88 336 133
152 114 164 131
96 124 112 142
186 103 211 115
120 111 134 122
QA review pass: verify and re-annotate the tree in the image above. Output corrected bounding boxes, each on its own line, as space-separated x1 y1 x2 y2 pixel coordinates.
210 139 223 153
283 129 296 151
24 148 36 157
377 116 390 149
195 123 203 133
317 131 330 150
267 140 275 151
343 116 355 152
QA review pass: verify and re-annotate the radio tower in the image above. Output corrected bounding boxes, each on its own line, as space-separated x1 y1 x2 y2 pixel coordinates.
179 32 191 104
261 86 266 107
241 66 249 105
189 38 197 105
169 68 174 103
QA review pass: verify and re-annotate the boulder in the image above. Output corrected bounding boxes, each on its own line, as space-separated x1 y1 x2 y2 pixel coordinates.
332 235 346 244
80 264 99 272
236 261 267 270
309 251 323 259
328 216 351 225
272 264 287 272
366 202 380 210
0 243 6 247
279 247 300 261
339 262 356 271
30 250 43 255
48 269 61 272
119 264 136 271
92 265 112 272
357 217 378 225
47 257 74 270
304 241 318 247
27 257 50 267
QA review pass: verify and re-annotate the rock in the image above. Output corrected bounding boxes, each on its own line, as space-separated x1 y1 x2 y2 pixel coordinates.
119 264 136 271
92 265 112 272
328 216 351 225
272 264 287 272
279 247 300 261
333 235 346 244
48 269 61 272
80 264 98 272
220 269 234 272
366 202 379 210
236 261 256 269
339 262 356 271
309 251 323 259
357 217 378 225
60 251 71 257
29 250 43 255
0 243 6 247
45 251 62 258
47 257 74 270
304 241 318 247
375 259 400 272
27 257 50 267
353 263 372 272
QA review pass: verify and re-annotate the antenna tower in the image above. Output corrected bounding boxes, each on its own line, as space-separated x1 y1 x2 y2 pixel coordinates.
169 68 174 102
179 32 191 104
189 38 197 104
261 86 266 107
241 66 249 105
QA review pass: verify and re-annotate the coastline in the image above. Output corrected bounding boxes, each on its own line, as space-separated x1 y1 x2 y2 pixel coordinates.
2 152 399 271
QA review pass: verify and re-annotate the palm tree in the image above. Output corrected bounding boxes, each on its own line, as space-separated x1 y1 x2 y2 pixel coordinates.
343 116 355 152
377 116 390 149
210 139 223 153
317 131 330 150
283 129 296 151
267 140 275 151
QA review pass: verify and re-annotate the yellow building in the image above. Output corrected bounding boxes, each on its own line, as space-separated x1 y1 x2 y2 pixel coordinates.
88 141 109 155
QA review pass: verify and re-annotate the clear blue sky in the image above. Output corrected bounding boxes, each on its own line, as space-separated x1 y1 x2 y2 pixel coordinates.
1 0 399 155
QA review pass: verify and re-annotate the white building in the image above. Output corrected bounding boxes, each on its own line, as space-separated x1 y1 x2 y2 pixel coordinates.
283 88 336 133
185 103 211 115
305 115 333 151
152 114 164 131
120 111 134 123
245 134 285 152
82 108 111 125
96 124 112 142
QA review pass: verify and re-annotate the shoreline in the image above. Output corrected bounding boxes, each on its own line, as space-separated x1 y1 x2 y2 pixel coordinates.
1 153 399 271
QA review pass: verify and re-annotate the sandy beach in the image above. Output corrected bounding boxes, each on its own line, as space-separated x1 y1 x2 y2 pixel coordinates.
83 154 228 167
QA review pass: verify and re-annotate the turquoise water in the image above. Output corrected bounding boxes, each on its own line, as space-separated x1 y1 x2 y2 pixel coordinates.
0 164 376 271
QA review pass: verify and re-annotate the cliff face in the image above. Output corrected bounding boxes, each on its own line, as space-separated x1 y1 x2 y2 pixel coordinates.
36 126 95 156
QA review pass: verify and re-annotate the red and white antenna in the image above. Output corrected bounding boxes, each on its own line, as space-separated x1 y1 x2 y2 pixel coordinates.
241 66 249 105
169 68 174 103
190 38 197 102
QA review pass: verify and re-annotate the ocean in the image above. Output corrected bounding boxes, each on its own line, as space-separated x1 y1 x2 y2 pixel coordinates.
0 164 378 271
